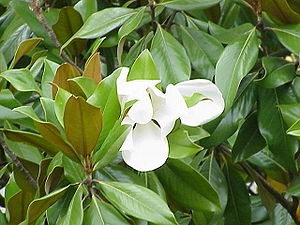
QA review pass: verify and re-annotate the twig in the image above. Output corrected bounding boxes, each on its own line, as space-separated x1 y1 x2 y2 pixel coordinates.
165 11 178 29
0 138 37 190
218 145 300 224
30 0 83 73
148 0 157 31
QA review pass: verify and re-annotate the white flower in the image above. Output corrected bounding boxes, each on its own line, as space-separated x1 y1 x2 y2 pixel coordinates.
117 67 224 172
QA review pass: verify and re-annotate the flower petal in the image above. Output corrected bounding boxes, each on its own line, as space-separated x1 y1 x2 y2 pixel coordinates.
150 84 187 136
175 79 224 126
122 121 169 171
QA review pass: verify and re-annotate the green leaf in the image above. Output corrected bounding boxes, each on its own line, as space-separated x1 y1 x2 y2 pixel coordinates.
54 87 72 127
258 87 298 172
40 97 61 128
257 57 295 88
64 96 102 156
26 184 74 225
200 154 228 210
93 120 130 170
168 127 203 159
62 7 135 50
13 106 79 161
279 103 300 127
3 129 59 156
200 79 256 148
287 119 300 136
0 105 26 120
74 0 98 21
232 113 266 162
215 28 259 112
156 159 221 212
10 38 42 69
287 174 300 197
128 49 159 81
160 0 221 10
118 6 145 38
7 190 35 225
209 22 254 44
10 1 53 46
0 69 41 94
262 0 300 24
84 196 131 225
61 185 84 225
68 77 97 98
271 24 300 55
83 52 102 83
53 6 86 56
52 63 82 98
151 25 191 88
97 181 177 225
180 26 223 80
88 68 122 145
0 89 21 109
41 59 59 98
62 155 85 183
223 164 251 225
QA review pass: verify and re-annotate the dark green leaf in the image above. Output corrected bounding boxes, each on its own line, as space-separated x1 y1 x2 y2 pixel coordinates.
160 0 221 10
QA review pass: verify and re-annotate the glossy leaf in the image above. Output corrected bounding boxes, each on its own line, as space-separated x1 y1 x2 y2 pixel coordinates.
68 77 97 98
88 68 122 145
64 96 102 156
0 69 41 94
151 25 191 88
224 164 251 225
232 113 266 162
160 0 221 10
215 28 259 111
262 0 300 24
180 25 223 79
26 185 73 224
13 106 79 161
156 159 221 212
128 49 159 81
53 6 86 56
271 24 300 55
54 87 72 127
258 88 298 172
41 59 59 98
93 120 130 170
52 63 82 98
10 38 42 69
62 7 135 50
74 0 97 21
83 52 102 83
97 181 177 225
168 127 203 159
84 196 131 225
3 129 59 156
61 185 84 225
279 103 300 127
258 57 295 88
287 119 300 136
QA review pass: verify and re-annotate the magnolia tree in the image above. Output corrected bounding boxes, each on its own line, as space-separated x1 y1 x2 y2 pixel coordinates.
0 0 300 224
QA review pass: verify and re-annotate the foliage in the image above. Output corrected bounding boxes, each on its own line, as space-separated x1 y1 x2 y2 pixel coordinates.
0 0 300 224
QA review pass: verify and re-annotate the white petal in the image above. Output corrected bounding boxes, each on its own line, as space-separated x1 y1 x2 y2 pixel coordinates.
122 121 169 171
119 126 133 151
175 79 224 126
127 92 153 124
150 84 187 136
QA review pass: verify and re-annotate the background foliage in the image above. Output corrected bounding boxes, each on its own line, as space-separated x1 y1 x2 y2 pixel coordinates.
0 0 300 224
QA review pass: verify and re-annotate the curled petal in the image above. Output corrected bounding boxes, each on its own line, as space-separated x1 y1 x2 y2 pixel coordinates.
175 79 224 126
150 85 187 136
122 121 169 171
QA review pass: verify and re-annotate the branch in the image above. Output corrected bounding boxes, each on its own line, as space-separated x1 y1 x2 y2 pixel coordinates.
218 145 300 224
165 11 177 30
0 138 38 190
30 0 83 73
148 0 157 31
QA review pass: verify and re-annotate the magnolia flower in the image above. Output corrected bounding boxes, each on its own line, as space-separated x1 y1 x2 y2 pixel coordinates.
117 67 224 171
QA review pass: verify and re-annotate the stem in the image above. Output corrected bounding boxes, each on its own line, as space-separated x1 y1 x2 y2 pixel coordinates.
218 145 300 224
148 0 157 32
30 0 83 73
165 11 177 29
0 138 37 189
